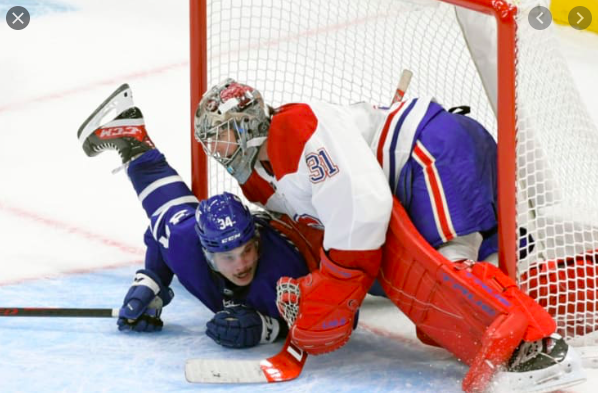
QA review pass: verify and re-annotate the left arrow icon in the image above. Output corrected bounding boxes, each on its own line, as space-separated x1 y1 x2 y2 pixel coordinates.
529 6 552 30
537 11 545 24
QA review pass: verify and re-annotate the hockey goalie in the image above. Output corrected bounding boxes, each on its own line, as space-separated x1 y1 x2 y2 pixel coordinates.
193 75 587 392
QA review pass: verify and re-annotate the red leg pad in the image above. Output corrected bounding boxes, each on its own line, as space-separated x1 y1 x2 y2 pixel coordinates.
416 327 441 347
468 262 555 342
378 200 557 392
462 312 527 392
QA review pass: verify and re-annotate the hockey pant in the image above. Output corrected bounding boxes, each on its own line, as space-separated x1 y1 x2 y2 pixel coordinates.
378 199 556 393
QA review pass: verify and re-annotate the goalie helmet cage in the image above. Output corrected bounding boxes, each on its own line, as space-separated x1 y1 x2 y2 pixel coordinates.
189 0 598 355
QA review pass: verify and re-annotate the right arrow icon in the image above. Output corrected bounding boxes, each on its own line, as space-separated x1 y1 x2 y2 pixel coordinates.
568 6 592 30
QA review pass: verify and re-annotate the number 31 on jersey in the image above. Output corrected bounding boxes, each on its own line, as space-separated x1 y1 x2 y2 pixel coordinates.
306 148 339 183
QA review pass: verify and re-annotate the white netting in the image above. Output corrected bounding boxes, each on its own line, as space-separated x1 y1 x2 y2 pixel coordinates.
201 0 598 348
205 0 496 199
514 1 598 346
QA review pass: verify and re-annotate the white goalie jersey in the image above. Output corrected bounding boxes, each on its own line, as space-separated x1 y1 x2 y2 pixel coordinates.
241 100 421 262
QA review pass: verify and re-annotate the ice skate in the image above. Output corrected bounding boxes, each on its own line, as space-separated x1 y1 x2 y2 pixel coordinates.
488 333 586 393
77 83 154 164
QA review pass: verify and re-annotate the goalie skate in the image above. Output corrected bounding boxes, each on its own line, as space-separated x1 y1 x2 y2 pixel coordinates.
486 334 585 393
77 83 154 164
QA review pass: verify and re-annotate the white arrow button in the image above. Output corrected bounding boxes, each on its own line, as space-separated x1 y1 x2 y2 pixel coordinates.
537 11 544 24
577 12 584 24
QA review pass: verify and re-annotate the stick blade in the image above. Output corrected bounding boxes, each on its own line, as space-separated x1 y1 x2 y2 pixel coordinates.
185 359 268 383
260 339 307 382
185 337 308 384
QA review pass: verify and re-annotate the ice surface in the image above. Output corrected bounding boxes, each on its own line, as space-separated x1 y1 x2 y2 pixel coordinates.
1 1 597 392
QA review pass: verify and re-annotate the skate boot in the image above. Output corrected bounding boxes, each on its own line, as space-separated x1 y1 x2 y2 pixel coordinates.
77 83 154 165
489 333 586 392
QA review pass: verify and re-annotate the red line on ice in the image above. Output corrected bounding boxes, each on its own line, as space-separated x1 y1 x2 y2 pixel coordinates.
0 61 188 113
358 321 421 346
0 11 392 114
0 200 144 256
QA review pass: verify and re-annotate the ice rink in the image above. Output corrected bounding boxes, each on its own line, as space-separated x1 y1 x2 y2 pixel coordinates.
1 1 598 392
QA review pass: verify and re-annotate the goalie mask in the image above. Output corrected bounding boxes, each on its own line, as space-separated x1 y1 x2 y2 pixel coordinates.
195 192 257 271
194 78 271 184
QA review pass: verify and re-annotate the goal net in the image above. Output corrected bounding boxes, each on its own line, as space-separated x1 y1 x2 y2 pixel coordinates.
190 0 598 354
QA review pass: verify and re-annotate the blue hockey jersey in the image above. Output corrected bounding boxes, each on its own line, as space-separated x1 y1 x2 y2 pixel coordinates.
127 149 310 319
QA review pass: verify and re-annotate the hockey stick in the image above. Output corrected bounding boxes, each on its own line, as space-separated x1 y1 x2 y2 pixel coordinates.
185 334 307 383
391 69 413 104
0 307 118 318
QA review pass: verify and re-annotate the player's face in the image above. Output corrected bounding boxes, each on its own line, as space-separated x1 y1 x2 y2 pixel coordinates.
213 240 259 286
207 127 239 160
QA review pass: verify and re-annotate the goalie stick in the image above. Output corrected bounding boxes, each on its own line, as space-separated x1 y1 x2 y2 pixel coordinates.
185 335 307 383
184 69 414 385
0 307 118 318
391 69 413 104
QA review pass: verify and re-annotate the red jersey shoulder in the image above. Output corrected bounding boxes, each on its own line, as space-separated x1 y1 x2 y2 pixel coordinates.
268 104 319 180
240 171 275 205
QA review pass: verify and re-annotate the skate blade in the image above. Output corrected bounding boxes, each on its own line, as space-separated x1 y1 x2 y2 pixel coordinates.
487 346 586 393
77 83 133 144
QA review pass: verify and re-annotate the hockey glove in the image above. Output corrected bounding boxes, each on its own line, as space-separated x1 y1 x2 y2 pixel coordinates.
117 269 174 332
206 305 281 348
276 250 375 355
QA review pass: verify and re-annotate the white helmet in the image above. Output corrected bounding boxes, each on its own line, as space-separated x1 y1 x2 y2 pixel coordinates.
194 78 271 184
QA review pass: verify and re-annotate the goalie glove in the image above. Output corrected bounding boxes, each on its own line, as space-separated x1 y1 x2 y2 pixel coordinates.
206 304 282 348
276 250 376 355
117 269 174 332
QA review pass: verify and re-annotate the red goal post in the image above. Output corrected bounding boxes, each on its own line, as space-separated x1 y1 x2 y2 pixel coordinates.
189 0 598 354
